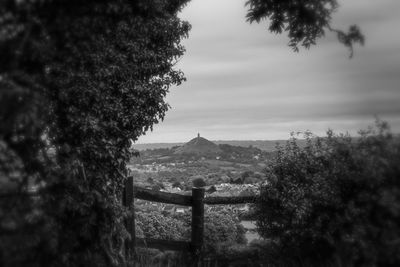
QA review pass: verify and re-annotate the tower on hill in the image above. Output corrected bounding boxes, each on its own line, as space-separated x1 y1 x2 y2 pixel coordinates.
174 133 221 155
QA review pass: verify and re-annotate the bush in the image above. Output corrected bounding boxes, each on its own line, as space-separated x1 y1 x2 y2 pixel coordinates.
136 211 188 241
203 210 247 253
256 120 400 266
192 176 206 187
172 181 182 189
137 208 246 255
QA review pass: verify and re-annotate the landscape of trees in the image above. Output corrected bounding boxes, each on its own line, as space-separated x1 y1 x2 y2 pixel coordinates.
2 0 392 267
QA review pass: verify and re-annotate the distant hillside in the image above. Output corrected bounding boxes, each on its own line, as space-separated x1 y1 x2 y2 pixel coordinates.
174 134 222 155
134 139 307 152
214 140 297 151
133 142 183 150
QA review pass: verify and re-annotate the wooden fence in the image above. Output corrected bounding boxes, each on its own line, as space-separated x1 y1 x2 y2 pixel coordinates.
122 176 258 266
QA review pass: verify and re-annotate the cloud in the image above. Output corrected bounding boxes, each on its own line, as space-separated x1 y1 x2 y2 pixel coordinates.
137 0 400 143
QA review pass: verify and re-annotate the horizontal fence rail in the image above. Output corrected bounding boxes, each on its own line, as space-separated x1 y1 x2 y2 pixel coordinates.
136 238 191 252
0 191 42 198
133 186 192 206
133 186 258 206
204 195 258 205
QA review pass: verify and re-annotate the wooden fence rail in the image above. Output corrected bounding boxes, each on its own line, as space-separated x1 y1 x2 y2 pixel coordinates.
132 185 258 206
123 176 258 266
133 186 192 206
205 195 258 205
136 238 191 252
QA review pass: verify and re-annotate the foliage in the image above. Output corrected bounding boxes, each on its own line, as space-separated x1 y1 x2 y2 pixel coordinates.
172 181 182 188
175 209 247 254
0 0 189 266
134 248 189 267
255 120 400 266
246 0 364 56
136 211 187 240
203 210 247 254
218 144 266 163
192 176 206 187
136 208 246 254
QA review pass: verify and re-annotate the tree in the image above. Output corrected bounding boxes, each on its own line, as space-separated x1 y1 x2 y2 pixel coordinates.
246 0 364 57
255 120 400 266
1 1 190 266
0 0 362 266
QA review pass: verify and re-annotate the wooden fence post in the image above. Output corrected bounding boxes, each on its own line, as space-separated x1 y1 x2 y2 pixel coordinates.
123 176 135 264
191 187 205 266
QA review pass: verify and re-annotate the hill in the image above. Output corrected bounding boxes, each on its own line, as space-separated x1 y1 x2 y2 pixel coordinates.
213 140 290 151
134 139 307 152
174 134 222 155
133 142 183 150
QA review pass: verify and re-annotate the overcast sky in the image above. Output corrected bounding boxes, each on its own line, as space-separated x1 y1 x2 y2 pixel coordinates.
137 0 400 143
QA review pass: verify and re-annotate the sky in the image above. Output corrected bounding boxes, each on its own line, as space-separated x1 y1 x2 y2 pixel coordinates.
136 0 400 143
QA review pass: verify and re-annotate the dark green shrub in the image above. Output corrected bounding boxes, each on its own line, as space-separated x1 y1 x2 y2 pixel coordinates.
140 208 247 254
136 211 188 241
192 177 206 187
256 120 400 266
135 209 247 264
171 181 180 188
203 210 247 253
241 170 255 180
